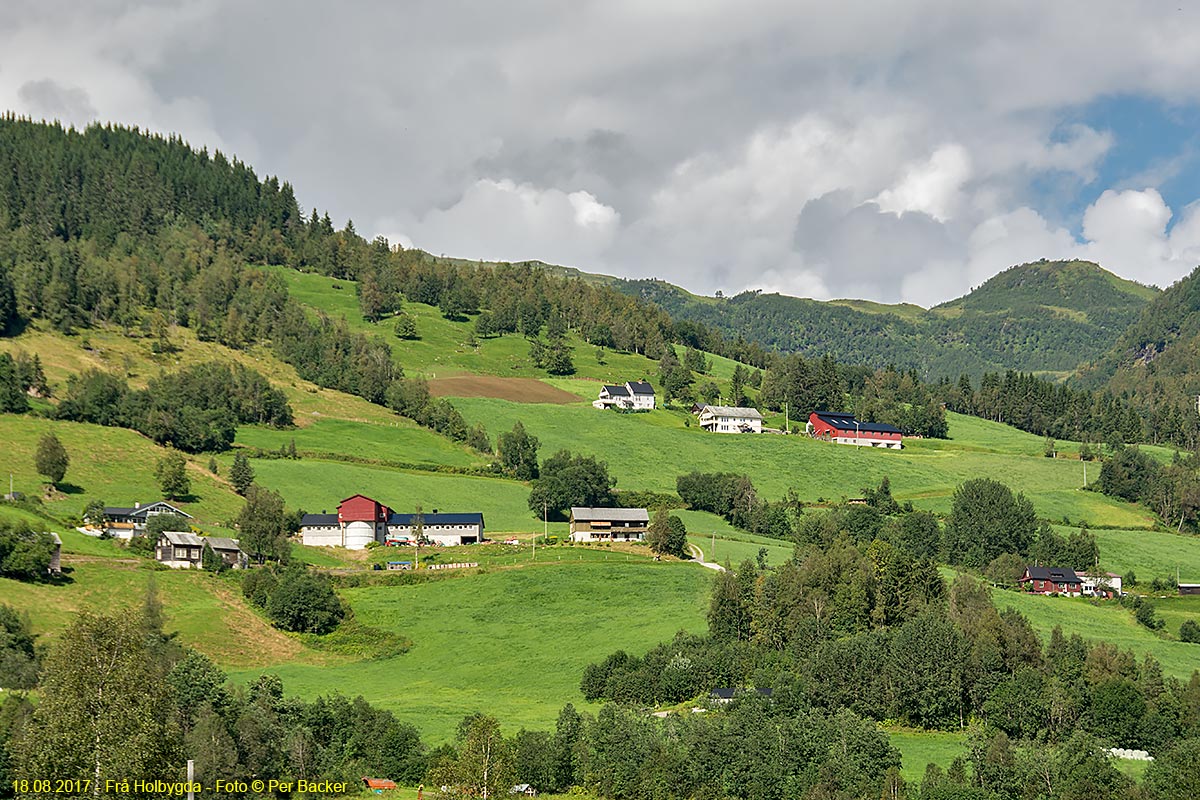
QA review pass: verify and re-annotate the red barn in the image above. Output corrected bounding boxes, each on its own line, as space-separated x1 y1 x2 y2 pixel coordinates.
338 494 392 523
808 411 903 449
1019 566 1083 596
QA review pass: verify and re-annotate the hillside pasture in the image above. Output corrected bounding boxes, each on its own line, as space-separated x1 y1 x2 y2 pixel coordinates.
236 418 485 470
0 414 244 528
230 562 713 742
1084 527 1200 584
446 402 1154 528
994 590 1200 680
0 561 308 668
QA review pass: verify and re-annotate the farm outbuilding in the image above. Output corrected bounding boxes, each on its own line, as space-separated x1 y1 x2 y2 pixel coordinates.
807 411 902 449
300 495 484 549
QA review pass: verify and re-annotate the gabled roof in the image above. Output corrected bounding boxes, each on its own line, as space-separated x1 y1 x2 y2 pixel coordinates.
627 380 655 395
570 507 649 522
104 502 193 520
387 512 485 527
206 537 241 552
700 405 763 420
601 384 631 396
49 532 62 545
160 531 205 547
710 687 773 699
301 513 339 526
1023 566 1081 583
812 411 902 434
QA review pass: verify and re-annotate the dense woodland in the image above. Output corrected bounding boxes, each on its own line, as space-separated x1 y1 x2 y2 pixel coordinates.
618 260 1157 379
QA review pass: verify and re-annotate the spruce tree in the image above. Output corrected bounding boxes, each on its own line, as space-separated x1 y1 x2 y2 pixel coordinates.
229 451 255 495
155 451 190 500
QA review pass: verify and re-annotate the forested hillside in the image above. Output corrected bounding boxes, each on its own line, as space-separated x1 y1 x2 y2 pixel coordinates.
617 260 1157 379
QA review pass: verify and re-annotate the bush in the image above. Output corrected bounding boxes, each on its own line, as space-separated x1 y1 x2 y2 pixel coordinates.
241 569 278 608
1181 619 1200 643
266 568 345 634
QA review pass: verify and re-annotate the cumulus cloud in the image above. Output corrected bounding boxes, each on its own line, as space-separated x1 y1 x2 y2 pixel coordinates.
387 179 620 267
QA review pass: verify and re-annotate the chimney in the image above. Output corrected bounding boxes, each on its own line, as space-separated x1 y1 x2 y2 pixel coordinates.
432 509 439 515
134 502 140 509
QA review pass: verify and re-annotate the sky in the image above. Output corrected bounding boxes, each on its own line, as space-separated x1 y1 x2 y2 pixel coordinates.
5 1 1200 306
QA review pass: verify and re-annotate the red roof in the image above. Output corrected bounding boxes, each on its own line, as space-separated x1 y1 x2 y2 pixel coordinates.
363 778 397 790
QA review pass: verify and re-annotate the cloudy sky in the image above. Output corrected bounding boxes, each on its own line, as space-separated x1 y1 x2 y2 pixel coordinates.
5 1 1200 305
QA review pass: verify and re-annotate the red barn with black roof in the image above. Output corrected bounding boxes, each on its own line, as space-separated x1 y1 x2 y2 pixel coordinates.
807 411 903 449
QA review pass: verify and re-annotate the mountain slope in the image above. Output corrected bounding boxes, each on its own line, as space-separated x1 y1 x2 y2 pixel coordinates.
1079 265 1200 403
613 261 1157 378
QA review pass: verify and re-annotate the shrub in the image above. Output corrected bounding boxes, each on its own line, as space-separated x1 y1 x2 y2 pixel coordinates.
266 568 345 634
1181 619 1200 643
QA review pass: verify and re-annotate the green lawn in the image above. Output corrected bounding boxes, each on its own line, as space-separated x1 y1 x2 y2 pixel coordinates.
994 590 1200 680
231 562 713 742
886 727 967 783
681 512 794 568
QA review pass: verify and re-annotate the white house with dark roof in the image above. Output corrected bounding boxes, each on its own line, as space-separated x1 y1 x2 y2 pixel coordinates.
569 507 650 542
99 502 192 539
698 405 763 434
593 380 655 411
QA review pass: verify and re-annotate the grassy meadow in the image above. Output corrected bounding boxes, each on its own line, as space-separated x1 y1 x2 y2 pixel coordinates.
993 589 1200 680
231 562 713 742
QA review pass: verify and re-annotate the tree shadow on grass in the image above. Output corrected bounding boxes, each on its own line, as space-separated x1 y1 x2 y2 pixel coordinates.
57 482 84 495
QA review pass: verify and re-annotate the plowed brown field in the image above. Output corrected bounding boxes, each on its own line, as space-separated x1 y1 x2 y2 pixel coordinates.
427 376 582 403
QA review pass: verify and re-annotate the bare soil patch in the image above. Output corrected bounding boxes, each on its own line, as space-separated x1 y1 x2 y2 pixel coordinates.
427 376 581 404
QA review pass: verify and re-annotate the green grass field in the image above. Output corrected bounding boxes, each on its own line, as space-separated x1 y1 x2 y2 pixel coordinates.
0 560 309 669
994 590 1199 680
236 418 485 470
1082 527 1200 584
231 562 713 742
886 727 967 783
441 401 1152 527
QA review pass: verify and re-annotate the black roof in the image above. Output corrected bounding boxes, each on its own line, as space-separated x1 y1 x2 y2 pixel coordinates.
387 512 485 527
627 380 655 395
812 411 902 435
104 502 192 520
602 384 631 396
1024 566 1081 583
300 513 339 526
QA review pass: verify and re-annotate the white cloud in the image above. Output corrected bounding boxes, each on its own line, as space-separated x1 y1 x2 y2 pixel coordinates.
874 144 972 222
389 179 620 267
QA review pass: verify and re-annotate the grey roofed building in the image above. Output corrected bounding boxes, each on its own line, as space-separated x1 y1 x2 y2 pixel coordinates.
699 405 763 419
627 380 655 395
569 507 650 522
569 507 650 542
160 531 205 547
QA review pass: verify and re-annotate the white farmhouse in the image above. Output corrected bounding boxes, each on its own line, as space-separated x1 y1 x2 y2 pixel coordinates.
593 380 656 411
698 405 763 434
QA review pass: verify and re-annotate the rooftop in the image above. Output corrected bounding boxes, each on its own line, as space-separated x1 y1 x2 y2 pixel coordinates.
570 507 650 522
